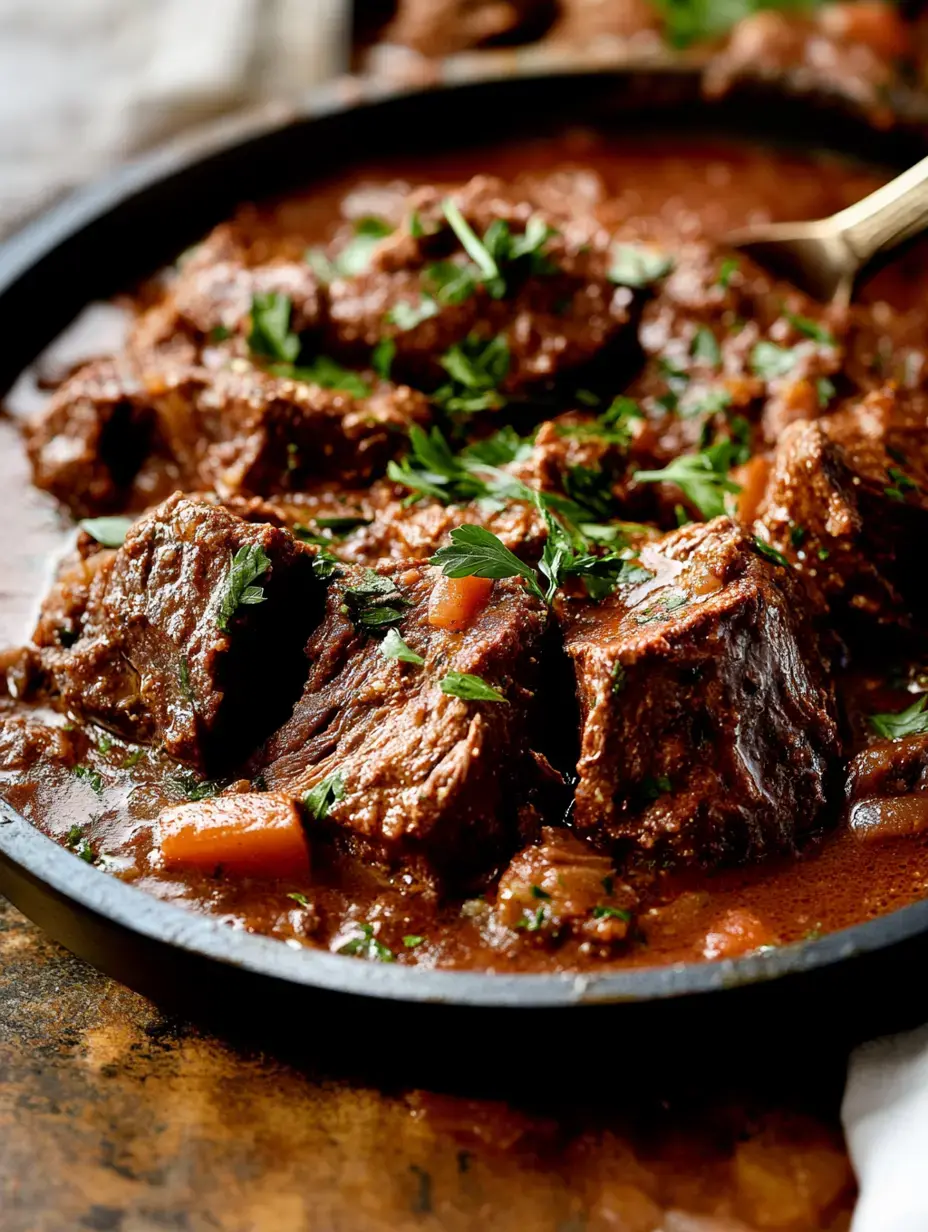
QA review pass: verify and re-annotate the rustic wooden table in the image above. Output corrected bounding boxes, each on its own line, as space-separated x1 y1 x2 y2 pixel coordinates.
0 895 857 1232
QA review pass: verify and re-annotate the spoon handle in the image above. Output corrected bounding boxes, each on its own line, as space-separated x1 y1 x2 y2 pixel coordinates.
833 154 928 268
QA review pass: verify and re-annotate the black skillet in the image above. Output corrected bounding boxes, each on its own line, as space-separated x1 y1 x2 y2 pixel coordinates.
2 61 928 1061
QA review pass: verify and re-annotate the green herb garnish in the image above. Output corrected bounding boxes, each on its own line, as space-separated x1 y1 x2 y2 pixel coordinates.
591 904 632 921
338 922 394 962
304 771 346 821
439 672 507 704
342 570 411 631
372 337 396 379
691 327 721 367
248 292 300 363
167 771 223 802
869 696 928 740
431 524 545 602
608 244 673 288
784 309 835 346
380 628 425 666
215 543 271 632
634 440 741 519
403 934 425 948
433 334 510 414
78 516 134 548
73 765 103 794
753 537 790 568
750 340 799 380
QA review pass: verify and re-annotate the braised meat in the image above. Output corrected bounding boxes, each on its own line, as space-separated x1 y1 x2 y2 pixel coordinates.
755 387 928 629
495 826 637 946
845 735 928 841
323 175 637 395
561 517 840 866
50 494 322 771
253 561 549 877
26 361 430 515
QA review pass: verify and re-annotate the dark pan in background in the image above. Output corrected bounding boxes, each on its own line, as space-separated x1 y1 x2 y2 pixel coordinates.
2 61 928 1062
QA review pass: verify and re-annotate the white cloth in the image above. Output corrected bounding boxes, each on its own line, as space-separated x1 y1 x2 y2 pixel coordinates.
843 1025 928 1231
1 7 925 1229
0 0 348 236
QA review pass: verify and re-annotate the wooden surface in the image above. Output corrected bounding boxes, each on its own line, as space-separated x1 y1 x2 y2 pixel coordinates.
0 896 858 1232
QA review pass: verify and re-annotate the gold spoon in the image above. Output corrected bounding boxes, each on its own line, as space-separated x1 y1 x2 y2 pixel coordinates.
727 154 928 304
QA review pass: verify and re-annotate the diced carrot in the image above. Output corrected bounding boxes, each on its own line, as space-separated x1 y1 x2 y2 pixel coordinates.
731 454 771 526
428 574 494 632
158 791 310 877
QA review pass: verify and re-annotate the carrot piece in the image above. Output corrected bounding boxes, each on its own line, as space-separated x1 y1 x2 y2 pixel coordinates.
428 574 493 632
158 792 310 877
731 454 770 526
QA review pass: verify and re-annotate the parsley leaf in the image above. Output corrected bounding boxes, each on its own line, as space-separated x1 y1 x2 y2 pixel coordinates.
307 216 393 282
784 309 835 345
167 771 224 802
592 904 632 921
387 423 534 506
431 525 545 603
816 376 836 408
718 256 739 288
304 771 346 821
288 892 312 908
216 543 271 632
440 671 507 703
248 293 301 363
443 199 501 286
79 516 133 548
691 327 721 367
380 627 425 665
278 355 370 398
634 440 741 519
338 922 394 962
608 243 673 288
387 297 441 331
558 396 643 448
65 824 95 863
342 570 412 631
403 934 425 948
372 337 396 379
750 340 799 380
434 334 510 413
869 696 928 740
73 765 103 794
753 536 790 568
885 466 919 503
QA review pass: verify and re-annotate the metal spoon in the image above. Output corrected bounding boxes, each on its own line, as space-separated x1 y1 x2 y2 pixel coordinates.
728 154 928 304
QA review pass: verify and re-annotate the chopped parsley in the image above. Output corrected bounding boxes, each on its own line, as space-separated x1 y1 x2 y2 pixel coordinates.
885 466 919 502
278 355 370 398
869 696 928 740
790 524 807 548
380 627 425 666
439 671 508 704
121 748 144 770
634 440 741 519
178 656 194 702
816 376 836 408
717 256 739 288
635 593 689 625
314 515 372 535
168 771 224 802
387 297 441 331
591 904 632 922
611 663 627 695
559 396 643 448
530 884 551 900
65 824 95 863
750 340 799 380
306 215 393 281
371 337 396 380
288 892 312 908
73 765 103 794
215 543 271 632
563 464 616 521
691 327 721 367
209 324 232 343
784 309 835 346
248 292 300 363
403 934 425 948
304 771 346 821
341 570 412 631
684 387 732 419
440 201 556 300
338 922 394 962
515 906 548 932
433 334 510 414
79 516 133 548
608 243 673 288
753 537 790 568
96 732 114 755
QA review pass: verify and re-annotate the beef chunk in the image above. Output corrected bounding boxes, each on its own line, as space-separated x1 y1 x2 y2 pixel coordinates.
25 358 152 517
26 360 429 515
561 517 839 866
384 0 545 55
324 175 634 396
51 494 322 771
495 826 637 947
755 387 928 628
845 735 928 841
253 561 549 877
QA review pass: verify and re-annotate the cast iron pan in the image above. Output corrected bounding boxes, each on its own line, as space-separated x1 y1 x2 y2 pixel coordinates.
3 61 928 1051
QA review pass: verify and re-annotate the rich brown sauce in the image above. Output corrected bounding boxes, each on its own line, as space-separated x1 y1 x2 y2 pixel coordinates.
4 131 928 973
